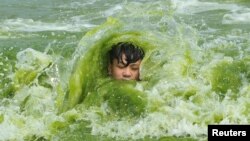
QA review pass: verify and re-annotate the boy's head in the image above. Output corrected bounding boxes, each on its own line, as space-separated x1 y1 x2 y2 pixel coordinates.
108 42 145 80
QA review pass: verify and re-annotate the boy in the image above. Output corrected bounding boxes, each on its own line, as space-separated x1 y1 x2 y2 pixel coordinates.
108 42 145 81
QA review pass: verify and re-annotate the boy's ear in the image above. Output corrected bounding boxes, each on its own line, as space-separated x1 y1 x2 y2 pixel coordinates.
108 64 112 75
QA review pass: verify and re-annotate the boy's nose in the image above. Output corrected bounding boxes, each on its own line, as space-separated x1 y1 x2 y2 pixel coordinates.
122 68 132 77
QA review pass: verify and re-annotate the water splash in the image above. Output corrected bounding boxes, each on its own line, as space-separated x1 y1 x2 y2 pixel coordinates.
1 0 250 141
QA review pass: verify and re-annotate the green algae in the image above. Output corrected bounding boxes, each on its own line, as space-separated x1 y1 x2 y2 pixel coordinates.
83 80 147 117
0 114 4 124
209 58 248 97
103 82 146 117
63 17 157 111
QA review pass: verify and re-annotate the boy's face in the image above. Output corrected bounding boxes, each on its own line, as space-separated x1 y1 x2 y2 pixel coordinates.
109 54 142 80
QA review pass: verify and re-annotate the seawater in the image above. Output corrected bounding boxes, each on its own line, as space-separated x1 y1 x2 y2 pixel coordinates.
1 0 250 141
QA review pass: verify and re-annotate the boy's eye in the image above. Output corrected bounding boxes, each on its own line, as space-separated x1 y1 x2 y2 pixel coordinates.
131 67 139 70
132 68 139 70
117 64 125 68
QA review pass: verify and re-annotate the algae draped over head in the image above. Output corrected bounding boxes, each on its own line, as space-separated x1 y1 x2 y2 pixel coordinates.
62 17 159 112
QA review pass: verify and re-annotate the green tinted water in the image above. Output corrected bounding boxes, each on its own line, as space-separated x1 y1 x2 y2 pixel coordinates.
1 0 250 141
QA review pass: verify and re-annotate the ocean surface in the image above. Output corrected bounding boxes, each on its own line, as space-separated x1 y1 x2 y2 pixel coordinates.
1 0 250 140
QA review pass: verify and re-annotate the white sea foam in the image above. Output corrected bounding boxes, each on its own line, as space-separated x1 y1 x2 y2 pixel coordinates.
222 8 250 24
0 18 96 32
172 0 240 14
58 1 97 9
102 4 123 17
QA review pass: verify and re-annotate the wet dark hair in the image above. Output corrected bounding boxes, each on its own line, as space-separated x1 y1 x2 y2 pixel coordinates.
109 42 145 67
